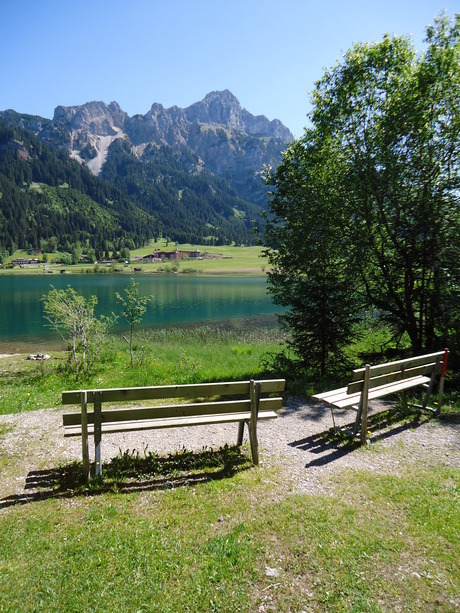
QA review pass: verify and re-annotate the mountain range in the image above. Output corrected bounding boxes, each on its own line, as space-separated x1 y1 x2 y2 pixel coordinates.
0 90 293 254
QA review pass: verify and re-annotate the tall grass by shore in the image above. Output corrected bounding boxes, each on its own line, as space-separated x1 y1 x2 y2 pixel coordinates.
1 315 459 415
0 316 286 415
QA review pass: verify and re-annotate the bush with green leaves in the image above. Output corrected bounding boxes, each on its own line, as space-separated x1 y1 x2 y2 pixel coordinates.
264 14 460 377
116 278 152 366
42 285 115 381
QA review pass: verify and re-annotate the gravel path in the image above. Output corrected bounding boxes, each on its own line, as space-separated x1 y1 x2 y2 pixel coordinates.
1 395 458 506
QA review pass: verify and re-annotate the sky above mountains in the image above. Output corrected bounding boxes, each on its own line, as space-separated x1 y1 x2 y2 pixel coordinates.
1 0 458 138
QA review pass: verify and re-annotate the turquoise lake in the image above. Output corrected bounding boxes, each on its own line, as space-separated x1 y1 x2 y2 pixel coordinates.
0 274 280 352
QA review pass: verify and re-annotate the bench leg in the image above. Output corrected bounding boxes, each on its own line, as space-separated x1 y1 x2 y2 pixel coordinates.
80 391 90 482
248 420 259 465
249 380 261 464
400 390 408 413
360 365 371 445
437 349 449 415
237 421 244 446
94 391 102 478
353 402 362 437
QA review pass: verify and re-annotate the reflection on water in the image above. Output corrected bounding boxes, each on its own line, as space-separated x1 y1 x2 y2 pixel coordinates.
0 274 280 352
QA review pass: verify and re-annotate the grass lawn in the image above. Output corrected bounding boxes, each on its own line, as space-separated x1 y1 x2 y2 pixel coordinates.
0 322 459 611
0 448 458 611
1 242 268 276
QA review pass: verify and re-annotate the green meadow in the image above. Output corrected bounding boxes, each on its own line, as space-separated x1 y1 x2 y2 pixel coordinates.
0 320 459 611
1 242 268 275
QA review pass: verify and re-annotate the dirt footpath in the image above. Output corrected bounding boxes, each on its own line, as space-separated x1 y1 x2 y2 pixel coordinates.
1 395 458 507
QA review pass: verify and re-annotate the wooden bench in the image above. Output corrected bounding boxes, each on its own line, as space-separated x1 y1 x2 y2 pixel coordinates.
312 349 449 444
62 378 285 480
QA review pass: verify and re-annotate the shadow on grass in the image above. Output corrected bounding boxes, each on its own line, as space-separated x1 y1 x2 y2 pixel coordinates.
0 445 251 509
289 407 434 468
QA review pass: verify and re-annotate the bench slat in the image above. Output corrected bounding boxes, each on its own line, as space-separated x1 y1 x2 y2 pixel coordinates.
64 409 278 437
347 363 437 395
63 397 283 427
324 375 430 409
62 379 285 405
313 386 349 404
349 351 444 382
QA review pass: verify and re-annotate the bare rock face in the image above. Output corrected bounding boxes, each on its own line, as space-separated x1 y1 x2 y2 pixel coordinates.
53 91 292 170
53 101 127 136
14 91 293 207
185 90 246 131
122 91 293 203
125 103 190 146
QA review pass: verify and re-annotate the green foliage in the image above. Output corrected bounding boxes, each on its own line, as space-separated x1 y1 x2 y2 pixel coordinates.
264 14 460 372
116 278 152 366
264 135 362 378
0 121 155 253
42 286 115 381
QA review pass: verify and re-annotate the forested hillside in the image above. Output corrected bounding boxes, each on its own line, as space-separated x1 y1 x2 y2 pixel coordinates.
0 91 292 254
0 122 156 255
0 120 263 254
102 139 264 245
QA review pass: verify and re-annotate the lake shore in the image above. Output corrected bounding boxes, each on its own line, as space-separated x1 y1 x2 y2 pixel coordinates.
0 265 268 276
1 244 269 276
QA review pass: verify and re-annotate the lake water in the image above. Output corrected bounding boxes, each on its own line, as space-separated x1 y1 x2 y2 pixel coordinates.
0 274 280 352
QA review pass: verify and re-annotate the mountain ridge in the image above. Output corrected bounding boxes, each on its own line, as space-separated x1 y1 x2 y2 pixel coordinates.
0 91 292 251
2 91 292 183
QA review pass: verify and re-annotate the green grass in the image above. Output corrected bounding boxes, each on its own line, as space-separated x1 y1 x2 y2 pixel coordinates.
0 457 458 611
1 319 459 610
2 242 268 275
0 317 285 415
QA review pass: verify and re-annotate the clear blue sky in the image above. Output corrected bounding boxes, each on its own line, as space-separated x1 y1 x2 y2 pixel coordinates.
1 0 457 137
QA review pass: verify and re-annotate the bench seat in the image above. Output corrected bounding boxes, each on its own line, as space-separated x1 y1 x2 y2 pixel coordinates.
62 379 285 480
64 411 278 436
314 375 430 409
312 350 449 444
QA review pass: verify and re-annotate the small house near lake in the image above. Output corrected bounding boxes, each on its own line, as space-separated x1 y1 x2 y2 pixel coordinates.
138 249 201 262
12 258 40 265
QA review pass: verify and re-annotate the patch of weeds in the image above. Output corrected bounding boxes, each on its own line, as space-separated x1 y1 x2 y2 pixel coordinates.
52 461 89 490
232 346 253 356
20 445 252 500
105 444 248 482
0 424 12 436
322 426 360 448
174 352 202 383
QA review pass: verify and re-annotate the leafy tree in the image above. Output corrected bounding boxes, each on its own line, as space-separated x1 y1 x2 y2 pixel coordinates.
263 135 361 377
116 278 152 366
42 286 114 380
264 14 460 370
119 247 130 262
71 243 82 265
60 253 72 266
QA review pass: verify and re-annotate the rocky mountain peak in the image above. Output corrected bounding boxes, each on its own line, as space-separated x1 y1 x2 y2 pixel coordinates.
8 91 293 204
185 90 245 130
53 101 127 136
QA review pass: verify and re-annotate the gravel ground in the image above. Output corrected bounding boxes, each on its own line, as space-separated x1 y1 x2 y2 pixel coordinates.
1 395 458 506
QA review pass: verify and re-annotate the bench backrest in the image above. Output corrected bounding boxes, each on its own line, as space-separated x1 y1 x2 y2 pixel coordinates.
347 350 447 395
62 379 285 427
